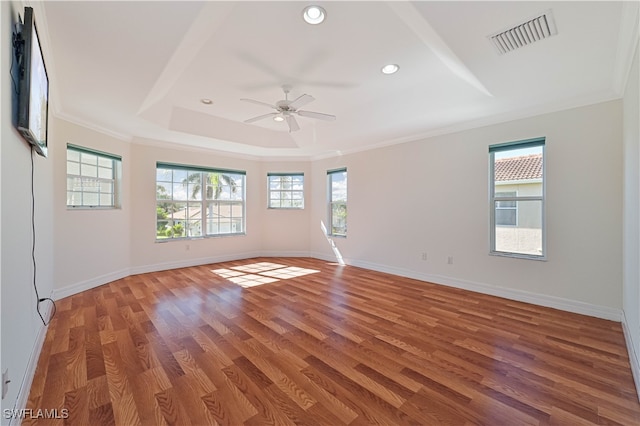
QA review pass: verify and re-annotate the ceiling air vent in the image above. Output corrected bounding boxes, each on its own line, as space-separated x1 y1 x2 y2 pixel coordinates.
489 9 558 55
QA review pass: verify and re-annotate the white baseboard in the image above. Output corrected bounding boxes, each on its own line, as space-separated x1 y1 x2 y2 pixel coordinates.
310 252 622 321
622 310 640 401
53 251 622 322
128 251 263 276
53 251 315 300
52 268 131 300
9 298 54 426
257 250 312 258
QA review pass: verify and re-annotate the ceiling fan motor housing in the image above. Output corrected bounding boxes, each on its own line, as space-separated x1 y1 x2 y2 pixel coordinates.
276 100 292 111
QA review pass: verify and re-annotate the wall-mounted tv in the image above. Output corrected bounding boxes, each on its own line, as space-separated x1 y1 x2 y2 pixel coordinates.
16 7 49 157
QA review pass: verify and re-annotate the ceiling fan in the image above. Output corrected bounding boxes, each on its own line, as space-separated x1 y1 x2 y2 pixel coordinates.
241 85 336 132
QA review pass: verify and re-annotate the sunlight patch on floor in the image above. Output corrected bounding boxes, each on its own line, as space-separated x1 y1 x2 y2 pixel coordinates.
211 262 320 288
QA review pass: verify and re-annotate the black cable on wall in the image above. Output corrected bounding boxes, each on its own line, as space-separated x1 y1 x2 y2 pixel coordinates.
31 147 56 326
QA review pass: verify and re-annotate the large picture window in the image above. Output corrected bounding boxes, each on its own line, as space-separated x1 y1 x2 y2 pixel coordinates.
156 163 245 240
67 144 121 208
327 168 347 237
490 138 545 259
268 173 304 209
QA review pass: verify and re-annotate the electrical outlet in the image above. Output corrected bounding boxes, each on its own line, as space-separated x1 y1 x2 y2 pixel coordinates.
447 256 454 265
2 369 10 400
421 252 427 261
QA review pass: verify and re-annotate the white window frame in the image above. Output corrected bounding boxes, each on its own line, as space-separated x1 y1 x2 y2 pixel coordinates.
267 173 304 209
495 191 518 227
327 168 347 237
66 144 121 209
489 138 546 260
156 162 246 241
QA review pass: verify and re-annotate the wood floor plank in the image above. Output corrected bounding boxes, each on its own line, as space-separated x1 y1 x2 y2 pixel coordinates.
24 257 640 425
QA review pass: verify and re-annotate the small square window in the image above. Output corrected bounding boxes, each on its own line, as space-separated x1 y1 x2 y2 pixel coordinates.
66 144 121 208
267 173 304 209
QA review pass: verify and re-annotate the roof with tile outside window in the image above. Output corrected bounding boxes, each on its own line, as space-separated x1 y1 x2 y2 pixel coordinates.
495 154 542 181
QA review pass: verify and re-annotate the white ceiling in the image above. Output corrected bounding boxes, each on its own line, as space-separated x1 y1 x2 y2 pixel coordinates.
36 1 637 159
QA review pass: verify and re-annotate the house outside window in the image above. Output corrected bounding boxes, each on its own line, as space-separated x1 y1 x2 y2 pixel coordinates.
66 144 121 208
490 138 545 259
495 191 517 226
156 163 245 240
268 173 304 209
327 168 347 237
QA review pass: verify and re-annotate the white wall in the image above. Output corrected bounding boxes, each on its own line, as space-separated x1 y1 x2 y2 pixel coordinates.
310 100 623 316
52 118 131 297
623 41 640 393
128 142 265 273
51 137 315 293
260 161 312 256
1 2 55 421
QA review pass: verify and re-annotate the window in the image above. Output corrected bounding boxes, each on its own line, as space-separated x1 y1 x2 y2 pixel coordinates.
156 163 245 240
495 191 517 226
67 144 121 208
268 173 304 209
490 138 545 259
327 168 347 236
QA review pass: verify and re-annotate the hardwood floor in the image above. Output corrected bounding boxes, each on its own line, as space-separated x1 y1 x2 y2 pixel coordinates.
24 257 640 425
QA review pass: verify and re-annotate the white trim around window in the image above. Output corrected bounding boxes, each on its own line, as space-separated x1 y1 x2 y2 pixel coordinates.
489 138 546 260
156 162 246 240
66 144 122 209
327 168 347 237
267 173 304 209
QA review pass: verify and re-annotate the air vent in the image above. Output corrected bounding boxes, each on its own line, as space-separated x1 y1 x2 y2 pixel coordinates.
489 9 558 55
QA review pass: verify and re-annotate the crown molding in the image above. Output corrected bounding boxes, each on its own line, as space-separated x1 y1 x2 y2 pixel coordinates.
613 1 640 96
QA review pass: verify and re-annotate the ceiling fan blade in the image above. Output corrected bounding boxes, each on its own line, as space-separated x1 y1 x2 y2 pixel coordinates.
240 98 277 109
297 110 336 121
285 114 300 132
288 94 315 110
244 112 278 123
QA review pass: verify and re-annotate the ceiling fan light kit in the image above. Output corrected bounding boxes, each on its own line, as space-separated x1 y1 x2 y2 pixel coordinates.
241 85 336 133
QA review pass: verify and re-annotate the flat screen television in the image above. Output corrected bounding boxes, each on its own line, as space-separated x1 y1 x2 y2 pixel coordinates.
16 6 49 157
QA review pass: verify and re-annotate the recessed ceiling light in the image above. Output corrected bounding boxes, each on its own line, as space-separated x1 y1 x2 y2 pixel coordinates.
303 5 326 25
273 116 285 122
381 64 400 75
200 98 213 105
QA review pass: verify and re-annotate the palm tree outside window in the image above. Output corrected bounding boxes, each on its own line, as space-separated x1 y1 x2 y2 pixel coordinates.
156 163 245 240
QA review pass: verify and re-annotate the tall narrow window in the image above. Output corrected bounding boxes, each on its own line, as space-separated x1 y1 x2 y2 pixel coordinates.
490 138 545 259
156 163 245 240
67 144 121 208
328 168 347 236
268 173 304 209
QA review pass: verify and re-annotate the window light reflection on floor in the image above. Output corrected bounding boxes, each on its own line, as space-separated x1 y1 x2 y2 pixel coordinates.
211 262 320 288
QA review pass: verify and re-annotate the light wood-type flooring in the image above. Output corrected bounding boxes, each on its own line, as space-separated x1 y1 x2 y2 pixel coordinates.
25 257 640 425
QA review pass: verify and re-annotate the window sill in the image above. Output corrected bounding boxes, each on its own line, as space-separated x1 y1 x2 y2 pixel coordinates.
490 251 546 261
67 206 120 210
267 207 305 210
155 233 246 243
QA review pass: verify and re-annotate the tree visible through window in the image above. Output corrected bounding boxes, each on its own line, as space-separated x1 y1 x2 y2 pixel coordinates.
156 163 245 239
328 168 347 236
490 138 545 258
